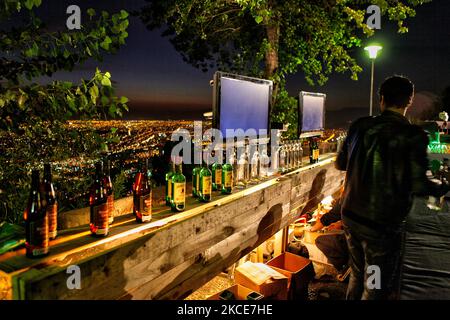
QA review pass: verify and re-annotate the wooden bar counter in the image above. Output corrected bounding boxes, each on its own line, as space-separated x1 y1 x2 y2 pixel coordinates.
0 154 345 300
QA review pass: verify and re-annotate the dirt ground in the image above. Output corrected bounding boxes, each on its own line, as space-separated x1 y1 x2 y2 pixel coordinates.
185 272 348 301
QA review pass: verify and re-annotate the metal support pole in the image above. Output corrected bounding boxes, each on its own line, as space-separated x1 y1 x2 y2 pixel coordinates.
370 59 375 116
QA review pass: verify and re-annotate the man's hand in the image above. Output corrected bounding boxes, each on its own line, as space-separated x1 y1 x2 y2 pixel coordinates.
310 220 324 232
327 221 343 231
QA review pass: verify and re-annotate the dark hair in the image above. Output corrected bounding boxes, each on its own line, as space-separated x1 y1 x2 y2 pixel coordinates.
378 75 414 108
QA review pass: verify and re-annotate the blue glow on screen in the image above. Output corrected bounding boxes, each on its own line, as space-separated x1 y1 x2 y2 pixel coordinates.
301 95 325 132
220 77 270 138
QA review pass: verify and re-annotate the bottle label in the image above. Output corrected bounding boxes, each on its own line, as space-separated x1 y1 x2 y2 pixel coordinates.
215 169 222 185
107 194 114 224
224 171 232 188
27 215 49 256
138 193 152 222
313 149 319 160
90 203 109 235
202 176 212 195
47 203 58 239
173 182 185 204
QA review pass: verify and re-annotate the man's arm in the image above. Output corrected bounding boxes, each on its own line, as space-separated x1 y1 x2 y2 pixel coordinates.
335 118 364 171
410 129 449 197
320 202 342 226
335 135 348 171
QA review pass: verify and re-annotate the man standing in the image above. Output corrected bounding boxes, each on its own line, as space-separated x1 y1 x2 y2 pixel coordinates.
336 75 449 300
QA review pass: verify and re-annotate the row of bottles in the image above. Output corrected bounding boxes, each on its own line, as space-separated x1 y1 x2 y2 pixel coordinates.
23 138 321 258
277 140 304 173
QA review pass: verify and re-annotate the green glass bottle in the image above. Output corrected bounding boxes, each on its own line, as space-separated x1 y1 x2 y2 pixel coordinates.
199 158 212 202
192 148 202 197
165 160 175 206
211 150 222 191
222 152 233 195
171 157 186 212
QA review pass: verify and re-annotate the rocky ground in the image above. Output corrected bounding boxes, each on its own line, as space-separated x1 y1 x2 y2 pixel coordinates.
185 272 348 301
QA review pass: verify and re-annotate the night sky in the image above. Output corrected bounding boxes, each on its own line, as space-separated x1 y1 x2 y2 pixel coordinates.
33 0 450 124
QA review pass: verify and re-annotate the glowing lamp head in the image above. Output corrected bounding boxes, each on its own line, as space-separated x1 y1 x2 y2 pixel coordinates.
364 45 383 59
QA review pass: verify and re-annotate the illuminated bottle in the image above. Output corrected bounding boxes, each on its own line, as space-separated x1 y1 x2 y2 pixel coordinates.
297 140 304 167
133 159 152 223
310 138 320 164
231 146 238 187
89 162 109 237
250 143 260 184
171 157 186 212
199 156 212 202
43 163 58 240
165 159 175 206
192 149 202 197
222 152 233 194
259 146 270 179
211 150 222 191
104 159 114 225
278 143 287 173
24 170 49 258
236 144 249 189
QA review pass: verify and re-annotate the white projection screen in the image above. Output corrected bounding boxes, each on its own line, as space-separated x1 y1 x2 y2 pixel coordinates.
299 91 326 137
213 72 272 139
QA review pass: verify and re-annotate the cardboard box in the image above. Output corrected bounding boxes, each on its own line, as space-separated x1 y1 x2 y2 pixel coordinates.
208 284 264 300
234 261 288 300
266 252 314 300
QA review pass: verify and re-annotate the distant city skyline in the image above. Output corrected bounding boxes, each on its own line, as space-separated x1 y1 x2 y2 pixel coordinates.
34 0 450 123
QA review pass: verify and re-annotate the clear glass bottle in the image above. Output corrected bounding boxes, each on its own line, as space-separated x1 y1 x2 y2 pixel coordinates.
259 146 270 179
278 143 287 174
236 144 250 189
297 140 304 167
250 143 260 184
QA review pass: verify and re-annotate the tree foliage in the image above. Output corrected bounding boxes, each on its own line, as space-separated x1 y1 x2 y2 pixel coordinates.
0 0 129 222
138 0 431 136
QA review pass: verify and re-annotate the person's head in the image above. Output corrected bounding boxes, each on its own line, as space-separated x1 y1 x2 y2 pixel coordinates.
379 75 415 114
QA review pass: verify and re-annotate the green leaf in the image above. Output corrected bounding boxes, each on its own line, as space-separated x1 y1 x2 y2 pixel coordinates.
101 77 111 87
108 105 117 116
119 96 128 104
255 16 263 24
24 0 34 10
120 10 129 19
87 8 96 17
89 85 99 104
104 72 111 78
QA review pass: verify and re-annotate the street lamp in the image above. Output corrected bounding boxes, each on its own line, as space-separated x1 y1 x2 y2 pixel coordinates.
364 44 382 116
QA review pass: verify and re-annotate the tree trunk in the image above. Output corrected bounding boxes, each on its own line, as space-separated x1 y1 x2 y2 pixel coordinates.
264 23 279 79
265 23 280 105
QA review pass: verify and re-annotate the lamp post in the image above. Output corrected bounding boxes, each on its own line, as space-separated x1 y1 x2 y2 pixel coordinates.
364 45 382 116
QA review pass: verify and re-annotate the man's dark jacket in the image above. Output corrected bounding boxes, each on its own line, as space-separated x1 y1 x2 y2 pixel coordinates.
336 110 448 228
